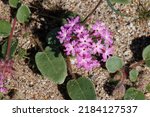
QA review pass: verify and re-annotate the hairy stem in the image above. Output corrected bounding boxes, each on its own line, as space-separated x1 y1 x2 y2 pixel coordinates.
120 68 127 82
5 17 17 60
129 60 145 68
66 56 76 79
82 0 102 23
116 68 127 88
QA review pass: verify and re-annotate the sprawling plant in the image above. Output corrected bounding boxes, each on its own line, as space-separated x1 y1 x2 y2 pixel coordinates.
33 1 150 100
0 0 31 94
106 44 150 100
35 15 114 99
0 0 149 100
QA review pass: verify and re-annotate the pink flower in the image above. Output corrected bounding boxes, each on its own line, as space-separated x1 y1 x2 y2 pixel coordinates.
75 44 91 56
102 47 113 62
77 55 90 66
64 41 77 56
92 40 104 54
0 60 14 77
57 16 114 71
76 55 100 71
0 73 6 93
57 26 72 43
79 34 92 46
0 60 14 93
65 16 80 28
92 21 106 37
74 25 89 37
0 87 7 93
76 54 91 68
88 60 100 70
101 30 113 45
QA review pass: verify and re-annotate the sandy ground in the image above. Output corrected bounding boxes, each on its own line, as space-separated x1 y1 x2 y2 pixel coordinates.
0 0 150 99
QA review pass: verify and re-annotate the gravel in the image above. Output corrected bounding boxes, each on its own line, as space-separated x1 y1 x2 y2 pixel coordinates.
0 0 150 100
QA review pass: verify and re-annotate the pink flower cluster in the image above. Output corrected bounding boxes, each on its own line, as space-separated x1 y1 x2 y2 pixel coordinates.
57 16 113 71
0 73 6 93
0 60 14 93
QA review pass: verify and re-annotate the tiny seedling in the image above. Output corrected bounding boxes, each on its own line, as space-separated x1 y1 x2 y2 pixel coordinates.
106 44 150 100
129 69 139 82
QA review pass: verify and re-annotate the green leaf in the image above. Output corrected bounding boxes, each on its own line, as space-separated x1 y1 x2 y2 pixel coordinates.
2 39 18 58
16 5 31 23
142 45 150 67
35 47 67 84
146 83 150 93
129 69 139 82
124 88 145 100
67 77 96 100
9 0 20 8
110 0 131 4
0 20 11 38
106 56 123 73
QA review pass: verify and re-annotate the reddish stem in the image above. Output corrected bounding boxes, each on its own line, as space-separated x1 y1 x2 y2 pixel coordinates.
129 60 145 68
116 68 127 88
5 18 17 60
121 68 127 82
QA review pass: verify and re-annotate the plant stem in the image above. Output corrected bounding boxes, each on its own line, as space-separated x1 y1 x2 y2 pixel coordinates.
120 68 127 82
66 56 76 79
5 17 17 60
34 38 44 51
116 68 127 88
82 0 102 23
129 60 145 68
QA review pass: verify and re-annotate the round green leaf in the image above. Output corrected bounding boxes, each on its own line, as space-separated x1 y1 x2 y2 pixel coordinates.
0 20 11 37
9 0 20 8
110 0 131 4
35 47 67 84
142 45 150 67
129 69 139 82
124 88 145 100
67 77 96 100
106 56 123 73
16 5 31 23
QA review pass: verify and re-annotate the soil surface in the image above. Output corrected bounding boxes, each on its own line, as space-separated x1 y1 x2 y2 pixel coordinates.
0 0 150 99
